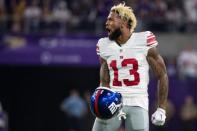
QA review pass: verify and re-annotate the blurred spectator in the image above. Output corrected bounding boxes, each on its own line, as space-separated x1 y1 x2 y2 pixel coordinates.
77 0 96 32
166 4 183 32
11 0 26 33
136 0 153 30
95 0 106 34
151 0 168 31
177 45 197 80
40 0 54 33
60 89 87 131
0 0 7 33
24 0 41 33
0 0 196 34
180 95 197 131
184 0 197 32
52 1 71 34
177 45 197 101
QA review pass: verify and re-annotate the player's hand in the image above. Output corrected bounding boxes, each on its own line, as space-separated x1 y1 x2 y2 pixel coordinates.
117 109 126 120
151 108 166 126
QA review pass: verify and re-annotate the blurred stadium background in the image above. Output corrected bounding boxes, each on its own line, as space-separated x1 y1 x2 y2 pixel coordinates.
0 0 197 131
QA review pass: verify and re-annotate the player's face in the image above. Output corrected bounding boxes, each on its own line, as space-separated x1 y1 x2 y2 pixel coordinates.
106 12 122 40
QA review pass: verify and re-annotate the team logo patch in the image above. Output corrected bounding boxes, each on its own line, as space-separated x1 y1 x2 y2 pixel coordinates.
108 102 117 114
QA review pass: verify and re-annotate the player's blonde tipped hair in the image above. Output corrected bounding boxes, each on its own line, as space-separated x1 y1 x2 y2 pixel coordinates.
110 2 137 32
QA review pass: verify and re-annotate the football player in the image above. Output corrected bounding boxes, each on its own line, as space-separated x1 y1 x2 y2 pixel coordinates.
93 2 169 131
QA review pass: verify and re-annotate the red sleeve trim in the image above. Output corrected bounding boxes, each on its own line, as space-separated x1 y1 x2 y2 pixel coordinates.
147 34 157 46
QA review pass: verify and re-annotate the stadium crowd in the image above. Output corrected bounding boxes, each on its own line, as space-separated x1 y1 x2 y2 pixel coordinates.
0 0 197 34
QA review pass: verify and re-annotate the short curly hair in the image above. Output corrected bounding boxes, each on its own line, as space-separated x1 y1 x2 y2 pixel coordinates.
110 2 137 32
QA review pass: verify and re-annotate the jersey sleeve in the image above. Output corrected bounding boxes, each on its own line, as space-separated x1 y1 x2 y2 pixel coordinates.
96 38 107 60
96 38 102 56
146 31 158 48
96 43 100 55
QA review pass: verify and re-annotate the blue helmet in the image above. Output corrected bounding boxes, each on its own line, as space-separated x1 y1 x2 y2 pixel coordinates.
90 87 122 119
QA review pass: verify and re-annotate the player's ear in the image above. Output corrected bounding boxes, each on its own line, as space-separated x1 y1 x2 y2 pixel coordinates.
121 21 127 29
120 22 125 29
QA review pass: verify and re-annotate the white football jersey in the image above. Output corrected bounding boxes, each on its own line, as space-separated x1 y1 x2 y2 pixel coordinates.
96 31 158 110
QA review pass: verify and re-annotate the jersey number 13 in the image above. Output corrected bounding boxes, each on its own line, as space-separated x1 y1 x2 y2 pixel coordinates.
109 58 140 86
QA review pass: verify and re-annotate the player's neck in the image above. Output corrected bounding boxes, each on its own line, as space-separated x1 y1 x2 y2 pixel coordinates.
116 30 132 45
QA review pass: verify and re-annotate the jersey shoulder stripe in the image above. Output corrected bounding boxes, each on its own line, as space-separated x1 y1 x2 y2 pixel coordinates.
146 31 158 47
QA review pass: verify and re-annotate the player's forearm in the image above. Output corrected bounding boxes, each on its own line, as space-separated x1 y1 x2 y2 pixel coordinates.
100 73 110 87
157 73 168 110
100 62 110 87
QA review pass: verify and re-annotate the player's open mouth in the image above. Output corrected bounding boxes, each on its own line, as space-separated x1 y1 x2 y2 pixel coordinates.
106 28 112 35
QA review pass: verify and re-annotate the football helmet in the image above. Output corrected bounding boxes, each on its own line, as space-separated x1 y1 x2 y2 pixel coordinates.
90 87 122 119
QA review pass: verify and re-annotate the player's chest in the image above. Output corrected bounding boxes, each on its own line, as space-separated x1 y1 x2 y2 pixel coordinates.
105 46 145 60
105 46 147 69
